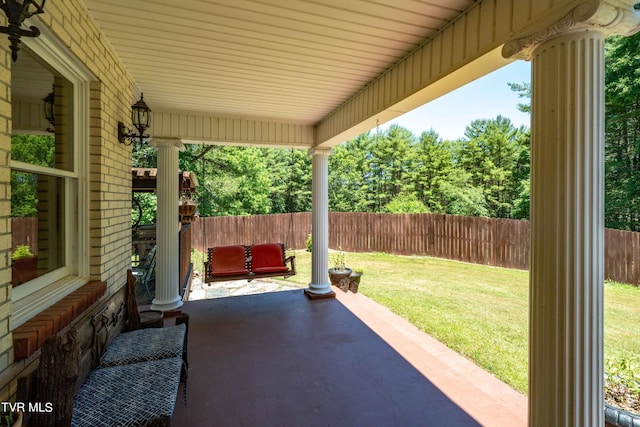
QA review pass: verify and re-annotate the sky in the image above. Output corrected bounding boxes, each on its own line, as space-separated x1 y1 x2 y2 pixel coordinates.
381 60 532 141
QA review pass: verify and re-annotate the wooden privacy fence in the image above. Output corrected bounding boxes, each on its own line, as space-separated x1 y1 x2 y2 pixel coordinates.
11 218 38 253
191 213 530 269
329 213 531 270
190 212 312 253
604 228 640 285
186 212 640 285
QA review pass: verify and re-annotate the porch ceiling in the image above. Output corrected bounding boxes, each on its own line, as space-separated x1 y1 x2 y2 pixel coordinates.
82 0 475 126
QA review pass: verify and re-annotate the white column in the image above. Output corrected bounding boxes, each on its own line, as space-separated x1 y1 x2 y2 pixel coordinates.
151 138 185 312
530 30 605 426
502 3 640 425
306 148 335 298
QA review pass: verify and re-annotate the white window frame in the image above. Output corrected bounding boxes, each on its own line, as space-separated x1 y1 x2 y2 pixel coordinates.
10 19 94 328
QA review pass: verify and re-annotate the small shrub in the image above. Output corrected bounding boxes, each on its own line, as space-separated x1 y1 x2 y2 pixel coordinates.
11 245 33 261
306 234 312 252
606 356 640 396
383 192 429 214
332 247 346 271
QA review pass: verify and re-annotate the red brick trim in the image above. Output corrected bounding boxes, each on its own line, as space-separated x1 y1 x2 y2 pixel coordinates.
13 281 107 361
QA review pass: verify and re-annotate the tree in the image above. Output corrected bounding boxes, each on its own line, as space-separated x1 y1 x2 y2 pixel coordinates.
132 142 157 168
604 33 640 230
266 148 311 213
507 81 532 220
368 125 415 211
11 171 39 217
329 133 373 212
179 144 312 217
409 129 456 213
510 128 531 220
438 169 489 216
11 134 55 167
507 82 531 114
132 192 157 225
456 116 528 218
209 147 272 215
384 192 428 213
11 134 55 218
181 145 302 216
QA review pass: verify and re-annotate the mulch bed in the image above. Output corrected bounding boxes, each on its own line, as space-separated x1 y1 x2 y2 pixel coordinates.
606 379 640 414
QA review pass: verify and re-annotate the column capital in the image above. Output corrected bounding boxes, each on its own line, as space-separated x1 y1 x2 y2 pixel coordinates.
150 137 186 151
503 0 640 60
308 147 333 157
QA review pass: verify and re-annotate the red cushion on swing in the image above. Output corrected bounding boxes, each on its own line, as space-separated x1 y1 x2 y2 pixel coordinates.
250 243 288 273
210 245 249 276
253 265 290 274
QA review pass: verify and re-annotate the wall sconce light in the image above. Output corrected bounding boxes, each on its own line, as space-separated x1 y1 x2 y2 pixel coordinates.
118 93 151 146
42 84 54 133
0 0 46 62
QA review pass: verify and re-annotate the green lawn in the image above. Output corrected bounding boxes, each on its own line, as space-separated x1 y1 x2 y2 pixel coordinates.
273 249 640 395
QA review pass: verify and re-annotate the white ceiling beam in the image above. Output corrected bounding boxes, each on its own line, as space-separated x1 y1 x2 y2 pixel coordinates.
151 111 315 149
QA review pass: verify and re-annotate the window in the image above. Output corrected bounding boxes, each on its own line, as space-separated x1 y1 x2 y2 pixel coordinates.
10 27 92 328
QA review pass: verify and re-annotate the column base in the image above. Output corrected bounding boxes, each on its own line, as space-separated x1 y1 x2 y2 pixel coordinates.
305 281 336 300
304 288 336 300
150 296 184 312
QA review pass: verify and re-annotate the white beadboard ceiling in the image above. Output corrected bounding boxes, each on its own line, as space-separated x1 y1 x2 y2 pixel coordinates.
82 0 476 125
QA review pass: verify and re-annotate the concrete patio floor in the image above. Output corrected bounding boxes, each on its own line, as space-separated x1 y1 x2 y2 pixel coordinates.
188 275 299 300
171 287 527 426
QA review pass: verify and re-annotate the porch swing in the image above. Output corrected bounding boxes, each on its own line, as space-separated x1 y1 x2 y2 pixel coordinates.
201 145 297 283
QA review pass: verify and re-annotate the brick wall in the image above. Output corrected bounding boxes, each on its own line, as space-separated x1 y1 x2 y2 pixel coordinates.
34 0 134 289
0 0 136 398
0 11 12 401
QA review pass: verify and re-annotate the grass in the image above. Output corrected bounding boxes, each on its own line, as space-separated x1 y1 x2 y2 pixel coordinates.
265 249 640 395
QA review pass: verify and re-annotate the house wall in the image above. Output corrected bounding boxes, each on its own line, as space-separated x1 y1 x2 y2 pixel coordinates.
0 0 135 398
0 14 13 401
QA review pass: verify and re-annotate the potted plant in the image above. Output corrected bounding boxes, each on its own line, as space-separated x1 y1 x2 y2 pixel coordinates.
178 192 198 223
349 268 363 293
11 245 37 286
328 248 351 290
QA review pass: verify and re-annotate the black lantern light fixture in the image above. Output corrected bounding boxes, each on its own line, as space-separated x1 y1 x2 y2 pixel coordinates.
42 84 54 133
118 93 151 146
0 0 46 62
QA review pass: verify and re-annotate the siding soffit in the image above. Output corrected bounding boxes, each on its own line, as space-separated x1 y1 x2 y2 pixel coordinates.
83 0 476 130
82 0 639 149
315 0 640 148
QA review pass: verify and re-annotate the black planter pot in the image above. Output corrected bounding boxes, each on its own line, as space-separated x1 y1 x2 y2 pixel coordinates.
328 268 352 289
349 272 362 293
605 403 640 427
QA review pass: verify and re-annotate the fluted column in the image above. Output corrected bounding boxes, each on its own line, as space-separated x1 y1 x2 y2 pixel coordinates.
306 148 335 299
530 30 605 426
503 2 640 425
151 138 185 312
